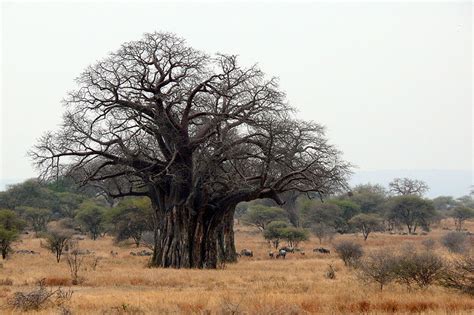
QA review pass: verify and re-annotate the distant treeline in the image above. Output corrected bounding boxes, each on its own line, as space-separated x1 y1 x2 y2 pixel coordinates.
0 177 473 258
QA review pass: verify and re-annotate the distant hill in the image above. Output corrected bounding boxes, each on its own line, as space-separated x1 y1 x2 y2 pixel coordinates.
350 169 473 198
2 170 473 198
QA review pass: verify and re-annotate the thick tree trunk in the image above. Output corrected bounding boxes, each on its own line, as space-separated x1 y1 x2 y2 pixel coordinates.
217 209 237 263
149 204 221 268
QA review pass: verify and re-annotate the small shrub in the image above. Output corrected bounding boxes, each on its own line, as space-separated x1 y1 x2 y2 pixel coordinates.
439 255 474 295
88 256 101 271
421 238 436 251
441 232 468 253
357 250 397 290
334 240 363 267
42 225 74 263
8 278 73 311
66 246 86 285
393 251 445 289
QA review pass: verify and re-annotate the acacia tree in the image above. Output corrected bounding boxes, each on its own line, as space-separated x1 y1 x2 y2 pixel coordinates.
31 32 349 268
349 213 383 241
451 206 474 231
241 205 288 231
385 195 436 234
0 210 26 259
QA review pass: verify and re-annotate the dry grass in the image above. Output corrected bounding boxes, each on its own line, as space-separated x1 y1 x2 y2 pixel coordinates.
0 219 472 314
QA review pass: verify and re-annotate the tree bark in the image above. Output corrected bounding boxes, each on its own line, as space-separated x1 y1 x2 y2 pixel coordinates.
217 208 237 263
149 204 221 268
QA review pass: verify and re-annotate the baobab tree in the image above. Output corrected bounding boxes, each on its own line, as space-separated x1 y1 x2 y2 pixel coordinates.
31 32 350 268
389 178 429 196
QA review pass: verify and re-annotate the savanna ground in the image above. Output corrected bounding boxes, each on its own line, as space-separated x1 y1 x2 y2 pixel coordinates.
0 220 473 314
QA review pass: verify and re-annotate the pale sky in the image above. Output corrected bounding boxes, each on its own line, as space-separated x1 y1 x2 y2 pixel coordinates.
1 1 472 194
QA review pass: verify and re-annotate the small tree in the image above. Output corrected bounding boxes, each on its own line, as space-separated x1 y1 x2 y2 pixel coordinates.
451 206 474 231
241 205 288 231
75 201 106 240
441 232 468 253
299 199 342 230
310 223 336 244
334 240 363 267
21 207 52 235
43 223 74 263
0 209 25 259
106 197 154 247
263 221 288 249
357 250 397 290
349 213 383 241
282 227 309 248
385 195 436 234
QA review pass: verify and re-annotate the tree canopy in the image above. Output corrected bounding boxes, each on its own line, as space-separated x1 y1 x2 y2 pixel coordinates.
385 195 436 234
0 209 26 259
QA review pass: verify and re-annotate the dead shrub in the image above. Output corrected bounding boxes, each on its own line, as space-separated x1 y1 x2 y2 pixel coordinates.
8 278 73 311
66 246 86 285
439 255 474 295
357 250 397 290
441 232 468 253
334 240 363 267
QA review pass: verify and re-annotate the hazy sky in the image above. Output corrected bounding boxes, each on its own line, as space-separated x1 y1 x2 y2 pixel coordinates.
1 1 472 188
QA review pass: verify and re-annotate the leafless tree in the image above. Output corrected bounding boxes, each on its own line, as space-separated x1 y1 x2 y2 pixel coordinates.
31 32 350 268
389 178 429 196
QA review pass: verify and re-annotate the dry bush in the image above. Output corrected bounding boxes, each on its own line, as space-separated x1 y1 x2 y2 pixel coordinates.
440 255 474 296
393 250 445 289
87 255 101 271
7 278 73 311
66 248 86 285
421 238 436 250
357 250 397 291
334 240 363 267
441 232 468 253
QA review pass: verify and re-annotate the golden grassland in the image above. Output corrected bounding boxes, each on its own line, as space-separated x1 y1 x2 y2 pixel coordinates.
0 219 473 314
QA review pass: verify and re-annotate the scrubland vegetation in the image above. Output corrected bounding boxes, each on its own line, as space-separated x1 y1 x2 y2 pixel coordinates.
0 177 472 314
0 220 472 314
